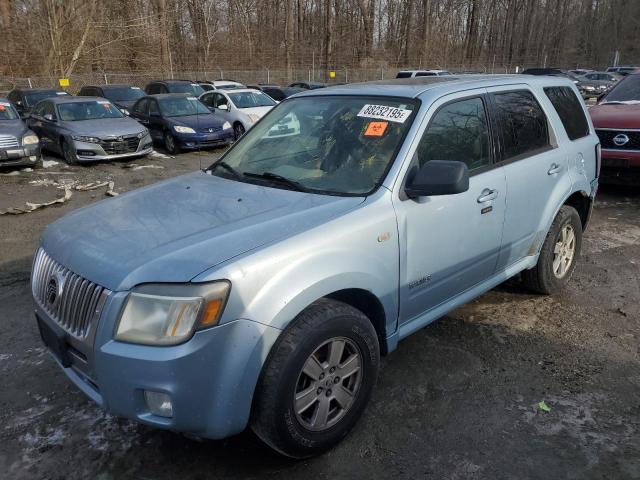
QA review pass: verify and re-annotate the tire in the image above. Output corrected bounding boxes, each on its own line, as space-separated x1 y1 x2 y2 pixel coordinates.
61 139 78 165
522 205 582 294
233 123 245 140
251 298 380 458
164 131 180 154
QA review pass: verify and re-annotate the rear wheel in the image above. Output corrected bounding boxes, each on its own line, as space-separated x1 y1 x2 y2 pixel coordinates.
61 139 78 165
233 123 245 140
251 298 379 458
164 131 180 154
522 205 582 294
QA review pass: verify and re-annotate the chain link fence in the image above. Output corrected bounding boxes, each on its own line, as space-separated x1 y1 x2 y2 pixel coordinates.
0 63 529 96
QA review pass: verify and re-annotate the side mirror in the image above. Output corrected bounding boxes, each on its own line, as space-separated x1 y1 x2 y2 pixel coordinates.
219 104 229 111
149 111 160 118
405 160 469 198
43 113 55 122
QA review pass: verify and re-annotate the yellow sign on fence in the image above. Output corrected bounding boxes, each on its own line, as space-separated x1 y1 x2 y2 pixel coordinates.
59 78 70 87
329 71 336 79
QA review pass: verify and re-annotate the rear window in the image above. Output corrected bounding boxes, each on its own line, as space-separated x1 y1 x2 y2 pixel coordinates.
543 87 589 140
492 90 550 159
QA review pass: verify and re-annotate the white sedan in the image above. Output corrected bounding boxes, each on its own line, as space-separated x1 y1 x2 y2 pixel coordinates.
199 89 277 139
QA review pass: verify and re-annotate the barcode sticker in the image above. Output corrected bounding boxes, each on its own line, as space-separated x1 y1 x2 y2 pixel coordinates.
357 104 412 123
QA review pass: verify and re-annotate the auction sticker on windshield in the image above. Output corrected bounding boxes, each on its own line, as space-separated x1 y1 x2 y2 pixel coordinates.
363 121 388 137
357 104 412 123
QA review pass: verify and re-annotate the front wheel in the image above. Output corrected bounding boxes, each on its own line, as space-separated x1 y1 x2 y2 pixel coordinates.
61 139 78 165
251 299 380 458
233 123 245 140
522 205 583 294
164 131 180 154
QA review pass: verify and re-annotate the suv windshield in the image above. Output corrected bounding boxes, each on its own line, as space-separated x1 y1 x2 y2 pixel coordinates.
603 75 640 103
105 86 145 102
0 102 19 120
24 90 67 106
229 91 276 108
159 96 210 117
168 83 205 96
57 100 124 121
210 96 417 195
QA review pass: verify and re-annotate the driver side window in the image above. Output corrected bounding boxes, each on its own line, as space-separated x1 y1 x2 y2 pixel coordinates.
416 97 492 172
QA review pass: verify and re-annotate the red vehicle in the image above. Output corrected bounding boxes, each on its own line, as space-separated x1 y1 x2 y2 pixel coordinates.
590 74 640 184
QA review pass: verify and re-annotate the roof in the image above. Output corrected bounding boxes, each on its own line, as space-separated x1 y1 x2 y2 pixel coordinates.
149 79 195 84
145 93 193 99
218 88 267 94
48 96 103 104
297 74 575 99
12 87 65 93
83 84 137 89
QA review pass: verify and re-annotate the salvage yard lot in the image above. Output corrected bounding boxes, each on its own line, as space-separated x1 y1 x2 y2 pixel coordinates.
1 152 639 479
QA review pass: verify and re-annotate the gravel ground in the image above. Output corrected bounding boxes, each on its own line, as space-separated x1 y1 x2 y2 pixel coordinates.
1 149 639 480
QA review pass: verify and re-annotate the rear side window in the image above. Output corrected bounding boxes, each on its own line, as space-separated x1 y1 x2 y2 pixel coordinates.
544 87 589 140
396 72 413 78
492 90 549 159
417 97 492 171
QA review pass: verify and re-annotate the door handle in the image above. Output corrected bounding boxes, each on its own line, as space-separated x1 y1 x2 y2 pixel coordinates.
477 188 498 203
548 163 563 175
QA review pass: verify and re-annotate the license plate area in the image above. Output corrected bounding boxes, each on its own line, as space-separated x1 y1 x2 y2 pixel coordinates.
36 314 72 367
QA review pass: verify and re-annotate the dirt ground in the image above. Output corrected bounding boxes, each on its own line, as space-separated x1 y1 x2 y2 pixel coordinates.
1 149 639 480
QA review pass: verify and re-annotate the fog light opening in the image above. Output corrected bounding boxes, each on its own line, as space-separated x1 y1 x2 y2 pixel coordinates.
144 390 173 418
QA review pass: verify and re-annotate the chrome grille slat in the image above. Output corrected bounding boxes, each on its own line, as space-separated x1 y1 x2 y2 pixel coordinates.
0 134 19 148
31 249 110 339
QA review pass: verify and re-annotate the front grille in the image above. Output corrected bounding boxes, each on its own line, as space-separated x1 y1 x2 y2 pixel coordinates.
99 134 140 155
596 129 640 151
31 249 110 338
198 126 223 133
0 134 19 148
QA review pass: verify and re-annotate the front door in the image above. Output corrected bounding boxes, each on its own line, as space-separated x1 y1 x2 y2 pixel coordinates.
393 92 507 326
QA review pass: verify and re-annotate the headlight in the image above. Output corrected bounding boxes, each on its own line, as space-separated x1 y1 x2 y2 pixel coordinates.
22 134 39 145
72 135 101 143
222 121 232 130
114 281 231 346
247 114 260 123
174 126 195 134
137 129 149 139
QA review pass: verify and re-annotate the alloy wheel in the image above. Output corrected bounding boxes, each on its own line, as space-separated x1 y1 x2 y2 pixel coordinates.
552 224 576 278
293 337 362 432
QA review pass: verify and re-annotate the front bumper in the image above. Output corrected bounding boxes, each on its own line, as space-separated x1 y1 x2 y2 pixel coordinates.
73 135 153 162
600 149 640 185
0 144 40 167
34 290 281 439
175 130 234 150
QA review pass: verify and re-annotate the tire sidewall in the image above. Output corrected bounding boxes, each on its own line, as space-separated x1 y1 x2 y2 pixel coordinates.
62 139 77 165
164 131 178 154
234 123 245 140
260 308 379 457
539 206 583 291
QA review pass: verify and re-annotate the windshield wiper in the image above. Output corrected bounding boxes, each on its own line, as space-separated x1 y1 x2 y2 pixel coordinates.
210 161 244 179
243 171 309 192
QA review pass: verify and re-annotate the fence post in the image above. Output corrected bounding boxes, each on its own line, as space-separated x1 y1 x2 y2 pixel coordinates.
104 73 108 84
345 67 348 83
267 68 270 84
27 77 32 88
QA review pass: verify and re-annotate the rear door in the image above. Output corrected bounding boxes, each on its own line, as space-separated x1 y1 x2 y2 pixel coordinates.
487 86 573 270
393 91 507 326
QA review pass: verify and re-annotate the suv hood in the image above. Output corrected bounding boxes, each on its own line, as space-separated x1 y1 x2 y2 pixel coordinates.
0 119 28 140
62 117 145 137
41 172 364 291
589 103 640 129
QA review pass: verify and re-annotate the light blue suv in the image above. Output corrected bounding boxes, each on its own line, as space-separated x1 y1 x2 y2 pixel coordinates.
32 75 599 458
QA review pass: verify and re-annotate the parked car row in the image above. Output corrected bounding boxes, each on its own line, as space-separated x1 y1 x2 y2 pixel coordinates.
0 78 316 167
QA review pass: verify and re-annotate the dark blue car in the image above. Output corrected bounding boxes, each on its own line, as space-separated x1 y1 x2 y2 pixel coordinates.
129 94 234 154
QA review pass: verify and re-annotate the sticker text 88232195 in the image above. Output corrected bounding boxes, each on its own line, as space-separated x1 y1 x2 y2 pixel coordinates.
357 104 412 123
